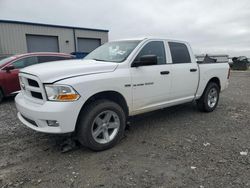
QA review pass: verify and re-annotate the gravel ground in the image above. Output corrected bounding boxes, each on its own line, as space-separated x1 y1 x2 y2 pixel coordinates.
0 71 249 188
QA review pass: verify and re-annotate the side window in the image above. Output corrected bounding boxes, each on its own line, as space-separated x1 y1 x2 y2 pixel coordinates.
134 41 166 65
12 56 38 69
169 42 191 64
55 56 72 61
38 56 71 63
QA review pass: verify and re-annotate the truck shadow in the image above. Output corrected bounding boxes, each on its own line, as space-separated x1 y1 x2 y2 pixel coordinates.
52 102 199 153
128 102 198 129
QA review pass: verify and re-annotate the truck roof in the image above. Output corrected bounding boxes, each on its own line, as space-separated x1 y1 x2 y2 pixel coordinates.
112 37 189 44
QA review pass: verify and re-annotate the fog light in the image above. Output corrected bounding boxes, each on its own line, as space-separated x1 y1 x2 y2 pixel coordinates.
47 120 59 127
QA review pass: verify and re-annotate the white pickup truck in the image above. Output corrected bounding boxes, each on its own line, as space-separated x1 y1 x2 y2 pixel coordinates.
15 38 230 151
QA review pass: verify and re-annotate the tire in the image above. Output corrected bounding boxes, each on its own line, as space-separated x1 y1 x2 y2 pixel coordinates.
0 89 3 103
197 82 220 112
76 100 126 151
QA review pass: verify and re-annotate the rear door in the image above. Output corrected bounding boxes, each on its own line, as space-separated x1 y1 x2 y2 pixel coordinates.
168 42 199 101
130 40 172 113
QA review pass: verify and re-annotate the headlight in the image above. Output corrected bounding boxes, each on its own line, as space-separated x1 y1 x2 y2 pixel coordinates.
44 84 80 101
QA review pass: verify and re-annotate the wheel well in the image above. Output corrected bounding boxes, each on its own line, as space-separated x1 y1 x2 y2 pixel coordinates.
80 91 129 117
0 86 4 96
208 77 221 91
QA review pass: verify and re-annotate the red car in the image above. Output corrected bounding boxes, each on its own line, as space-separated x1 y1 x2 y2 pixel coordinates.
0 52 74 102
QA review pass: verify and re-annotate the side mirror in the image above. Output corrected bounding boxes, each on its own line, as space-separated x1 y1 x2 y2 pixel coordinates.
3 65 15 72
132 55 158 67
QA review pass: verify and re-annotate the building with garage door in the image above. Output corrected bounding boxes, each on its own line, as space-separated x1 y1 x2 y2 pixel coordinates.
0 20 109 57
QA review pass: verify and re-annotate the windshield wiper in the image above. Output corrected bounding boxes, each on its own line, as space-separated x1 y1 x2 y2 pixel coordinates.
90 58 121 63
92 58 109 62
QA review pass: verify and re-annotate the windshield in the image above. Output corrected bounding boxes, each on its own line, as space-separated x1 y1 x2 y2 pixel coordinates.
85 40 141 63
0 56 15 66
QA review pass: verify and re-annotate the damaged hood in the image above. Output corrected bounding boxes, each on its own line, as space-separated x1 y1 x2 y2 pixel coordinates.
20 59 118 83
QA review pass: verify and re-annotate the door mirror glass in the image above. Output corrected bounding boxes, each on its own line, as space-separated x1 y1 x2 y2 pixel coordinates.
3 65 15 72
132 55 158 67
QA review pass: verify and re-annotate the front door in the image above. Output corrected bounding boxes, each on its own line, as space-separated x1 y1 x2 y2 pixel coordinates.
1 68 20 95
4 56 38 95
130 41 172 113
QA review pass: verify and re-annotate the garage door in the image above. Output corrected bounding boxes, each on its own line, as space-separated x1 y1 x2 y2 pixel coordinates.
77 38 101 53
26 34 59 53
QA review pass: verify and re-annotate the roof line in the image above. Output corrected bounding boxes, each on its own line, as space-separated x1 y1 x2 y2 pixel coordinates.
0 19 109 32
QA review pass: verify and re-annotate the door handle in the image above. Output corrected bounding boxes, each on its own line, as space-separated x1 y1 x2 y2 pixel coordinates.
190 68 197 72
160 71 170 75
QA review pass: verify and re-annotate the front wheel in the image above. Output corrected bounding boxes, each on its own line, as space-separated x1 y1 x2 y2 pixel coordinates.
197 82 220 112
77 100 126 151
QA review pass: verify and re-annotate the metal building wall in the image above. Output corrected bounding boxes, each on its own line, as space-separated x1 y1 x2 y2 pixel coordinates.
74 29 108 46
0 22 109 55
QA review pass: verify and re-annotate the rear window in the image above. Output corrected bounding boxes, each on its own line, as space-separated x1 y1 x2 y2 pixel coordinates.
169 42 191 63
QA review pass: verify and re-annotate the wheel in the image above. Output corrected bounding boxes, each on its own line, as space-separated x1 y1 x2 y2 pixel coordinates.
197 82 220 112
0 89 3 103
77 100 126 151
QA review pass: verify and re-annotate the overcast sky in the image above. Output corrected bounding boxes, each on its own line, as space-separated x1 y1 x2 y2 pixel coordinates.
0 0 250 57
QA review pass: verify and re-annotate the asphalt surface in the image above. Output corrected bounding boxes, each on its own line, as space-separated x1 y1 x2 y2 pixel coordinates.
0 71 249 188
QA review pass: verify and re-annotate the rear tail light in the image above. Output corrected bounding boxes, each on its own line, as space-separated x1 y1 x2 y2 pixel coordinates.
227 68 231 79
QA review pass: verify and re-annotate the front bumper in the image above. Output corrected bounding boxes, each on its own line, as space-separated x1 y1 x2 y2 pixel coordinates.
15 93 81 134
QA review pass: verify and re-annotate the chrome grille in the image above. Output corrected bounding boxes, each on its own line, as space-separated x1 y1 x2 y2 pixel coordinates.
19 73 46 103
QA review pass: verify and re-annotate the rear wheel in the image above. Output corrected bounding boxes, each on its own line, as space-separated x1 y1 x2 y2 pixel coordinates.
197 82 220 112
77 100 126 151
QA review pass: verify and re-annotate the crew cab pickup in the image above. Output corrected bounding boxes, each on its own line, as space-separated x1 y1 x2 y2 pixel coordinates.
15 38 230 151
